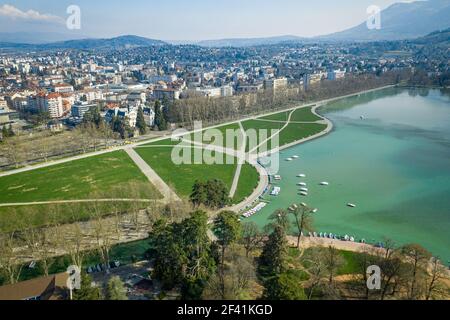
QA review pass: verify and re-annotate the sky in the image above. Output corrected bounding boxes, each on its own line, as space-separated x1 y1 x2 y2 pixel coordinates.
0 0 419 40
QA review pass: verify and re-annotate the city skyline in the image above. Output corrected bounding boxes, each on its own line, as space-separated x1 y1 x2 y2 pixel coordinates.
0 0 418 41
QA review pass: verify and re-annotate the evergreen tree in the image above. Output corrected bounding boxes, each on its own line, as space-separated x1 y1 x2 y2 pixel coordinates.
258 225 287 278
106 276 128 300
73 273 102 300
1 126 8 139
190 181 208 208
154 100 163 130
263 271 307 300
213 211 242 266
7 124 14 137
136 106 147 135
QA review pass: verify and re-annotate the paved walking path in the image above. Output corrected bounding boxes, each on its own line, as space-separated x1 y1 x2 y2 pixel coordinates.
0 199 162 207
229 122 247 198
124 147 181 202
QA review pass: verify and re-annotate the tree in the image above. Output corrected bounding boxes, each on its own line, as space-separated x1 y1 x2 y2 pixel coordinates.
263 271 306 300
258 225 287 278
0 232 23 285
190 181 208 208
203 245 256 300
214 211 242 267
205 179 230 209
425 257 447 300
190 179 230 209
290 204 315 248
1 125 8 139
401 244 432 300
73 273 102 300
154 100 165 131
323 245 344 285
267 209 290 232
106 276 128 300
136 106 147 135
241 222 264 258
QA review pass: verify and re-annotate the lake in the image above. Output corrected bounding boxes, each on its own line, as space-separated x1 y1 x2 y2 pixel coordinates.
248 87 450 262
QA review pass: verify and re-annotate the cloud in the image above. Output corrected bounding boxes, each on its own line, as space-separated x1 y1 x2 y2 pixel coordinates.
0 4 64 24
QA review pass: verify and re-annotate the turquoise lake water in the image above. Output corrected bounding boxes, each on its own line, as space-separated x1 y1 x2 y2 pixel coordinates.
248 87 450 262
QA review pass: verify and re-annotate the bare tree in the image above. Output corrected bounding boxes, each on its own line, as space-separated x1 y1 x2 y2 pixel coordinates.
241 222 264 258
425 257 447 300
290 204 314 249
323 245 344 285
401 244 432 300
0 232 24 284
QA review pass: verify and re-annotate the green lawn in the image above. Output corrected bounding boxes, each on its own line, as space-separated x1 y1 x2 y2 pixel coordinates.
278 123 327 146
0 151 161 204
233 163 260 203
290 107 322 122
135 146 258 204
258 111 290 122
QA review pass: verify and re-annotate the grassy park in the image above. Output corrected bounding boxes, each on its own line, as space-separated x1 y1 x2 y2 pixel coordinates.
134 146 259 203
0 151 161 204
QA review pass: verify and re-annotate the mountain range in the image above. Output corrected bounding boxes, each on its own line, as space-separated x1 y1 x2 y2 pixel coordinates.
0 0 449 49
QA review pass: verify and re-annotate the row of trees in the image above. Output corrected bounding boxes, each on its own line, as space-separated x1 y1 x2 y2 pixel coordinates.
165 71 412 129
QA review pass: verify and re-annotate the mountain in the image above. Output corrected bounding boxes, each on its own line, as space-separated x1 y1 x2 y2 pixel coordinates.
0 35 167 50
196 35 306 47
411 27 450 46
321 0 450 41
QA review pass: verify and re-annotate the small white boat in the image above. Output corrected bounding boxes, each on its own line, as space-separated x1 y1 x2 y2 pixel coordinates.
347 203 356 208
312 208 318 213
297 174 306 178
300 192 308 196
360 116 365 120
300 202 307 207
297 182 307 186
299 188 309 192
292 155 299 159
320 182 329 186
286 158 293 161
274 175 282 180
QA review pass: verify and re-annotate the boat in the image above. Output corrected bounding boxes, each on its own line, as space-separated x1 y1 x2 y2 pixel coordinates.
274 175 282 181
292 155 299 159
299 187 309 192
300 192 308 196
297 174 306 178
320 182 329 186
286 158 293 161
271 187 281 196
300 202 308 207
312 208 318 213
297 182 307 186
347 203 356 208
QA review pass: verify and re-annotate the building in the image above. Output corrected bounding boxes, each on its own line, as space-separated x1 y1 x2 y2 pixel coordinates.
264 77 288 91
105 106 138 128
36 93 64 118
327 70 346 80
153 88 181 101
0 273 69 300
236 83 264 94
220 85 234 97
71 102 96 119
53 83 74 94
143 106 155 127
